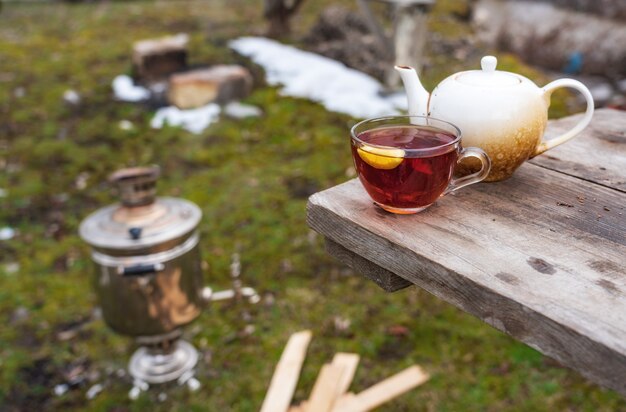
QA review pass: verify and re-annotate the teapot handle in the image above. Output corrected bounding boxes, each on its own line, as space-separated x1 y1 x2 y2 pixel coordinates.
533 79 594 157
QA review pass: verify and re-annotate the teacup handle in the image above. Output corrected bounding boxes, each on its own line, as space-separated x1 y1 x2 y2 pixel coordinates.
444 147 491 195
534 79 594 157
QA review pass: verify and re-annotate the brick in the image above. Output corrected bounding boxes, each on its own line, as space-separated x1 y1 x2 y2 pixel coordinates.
167 65 253 109
132 34 189 82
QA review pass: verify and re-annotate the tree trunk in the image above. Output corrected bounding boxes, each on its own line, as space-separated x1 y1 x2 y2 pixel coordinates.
386 5 428 88
264 0 306 38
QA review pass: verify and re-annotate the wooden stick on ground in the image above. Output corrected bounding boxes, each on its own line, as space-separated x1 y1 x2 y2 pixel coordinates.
260 330 313 412
331 353 360 399
332 365 430 412
331 393 356 412
298 353 360 412
305 363 347 412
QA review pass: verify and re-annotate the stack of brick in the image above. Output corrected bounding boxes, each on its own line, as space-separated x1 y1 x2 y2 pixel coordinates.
132 34 253 109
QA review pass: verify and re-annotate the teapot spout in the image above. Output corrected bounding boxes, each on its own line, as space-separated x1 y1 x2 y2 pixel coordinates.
395 65 430 118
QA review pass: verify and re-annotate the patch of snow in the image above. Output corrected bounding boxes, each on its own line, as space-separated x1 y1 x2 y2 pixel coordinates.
385 92 409 111
75 172 89 190
3 262 19 274
63 89 81 105
54 384 69 397
133 379 149 391
224 101 262 119
151 103 221 134
85 383 104 400
187 377 201 392
118 120 134 131
129 386 141 400
0 227 15 241
229 37 407 118
112 75 150 102
148 81 168 94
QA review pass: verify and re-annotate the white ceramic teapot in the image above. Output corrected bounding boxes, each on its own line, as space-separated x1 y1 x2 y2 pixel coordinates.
396 56 594 181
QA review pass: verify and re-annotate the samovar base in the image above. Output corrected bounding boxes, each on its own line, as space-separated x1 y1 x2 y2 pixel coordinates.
129 339 199 385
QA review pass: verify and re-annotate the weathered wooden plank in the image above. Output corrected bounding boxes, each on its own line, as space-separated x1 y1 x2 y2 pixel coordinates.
261 330 312 412
332 353 360 398
306 363 346 412
307 162 626 395
331 393 356 412
333 365 429 412
325 238 411 292
530 108 626 191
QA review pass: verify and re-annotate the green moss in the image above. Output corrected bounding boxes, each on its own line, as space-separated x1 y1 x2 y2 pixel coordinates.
0 1 620 411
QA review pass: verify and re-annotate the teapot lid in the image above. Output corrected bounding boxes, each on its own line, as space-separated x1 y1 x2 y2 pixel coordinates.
79 166 202 254
455 56 521 87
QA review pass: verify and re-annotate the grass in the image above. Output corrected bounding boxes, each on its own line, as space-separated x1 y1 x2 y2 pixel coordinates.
0 0 623 410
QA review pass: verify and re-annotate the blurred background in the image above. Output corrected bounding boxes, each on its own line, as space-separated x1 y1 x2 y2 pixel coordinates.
0 0 624 410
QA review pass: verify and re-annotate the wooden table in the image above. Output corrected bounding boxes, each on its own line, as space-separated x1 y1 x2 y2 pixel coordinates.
307 108 626 396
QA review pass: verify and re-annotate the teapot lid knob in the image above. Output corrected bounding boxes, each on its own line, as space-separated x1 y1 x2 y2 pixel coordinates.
481 56 497 72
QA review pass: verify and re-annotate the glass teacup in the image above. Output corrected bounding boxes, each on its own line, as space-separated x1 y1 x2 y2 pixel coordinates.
350 116 491 214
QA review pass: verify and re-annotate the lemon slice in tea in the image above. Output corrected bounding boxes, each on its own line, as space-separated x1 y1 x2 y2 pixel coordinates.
357 145 405 170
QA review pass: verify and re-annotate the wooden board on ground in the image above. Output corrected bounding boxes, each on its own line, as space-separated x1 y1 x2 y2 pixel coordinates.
332 353 361 397
279 343 427 411
306 363 347 412
260 330 312 412
332 366 429 412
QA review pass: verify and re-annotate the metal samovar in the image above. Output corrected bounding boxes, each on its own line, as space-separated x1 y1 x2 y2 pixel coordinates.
79 166 258 398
